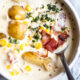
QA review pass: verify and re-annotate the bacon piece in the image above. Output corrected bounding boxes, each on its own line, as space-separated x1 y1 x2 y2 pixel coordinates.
58 32 69 45
44 38 58 52
58 13 66 28
36 51 48 58
42 30 51 45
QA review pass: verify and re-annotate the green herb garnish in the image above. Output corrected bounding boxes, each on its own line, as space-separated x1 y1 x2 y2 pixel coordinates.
40 14 54 22
31 16 40 22
61 27 67 31
32 40 36 43
43 24 49 28
16 48 20 53
8 37 19 44
41 4 44 9
28 26 31 29
32 45 35 48
27 12 32 18
47 4 60 13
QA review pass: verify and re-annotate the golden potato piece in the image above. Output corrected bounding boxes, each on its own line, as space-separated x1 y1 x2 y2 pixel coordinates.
0 33 6 39
8 5 26 20
8 21 27 40
43 58 55 71
12 0 25 3
22 52 56 71
22 52 43 66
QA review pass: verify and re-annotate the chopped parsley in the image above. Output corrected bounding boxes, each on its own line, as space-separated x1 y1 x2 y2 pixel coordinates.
31 16 40 22
8 37 19 44
32 40 36 43
34 34 40 40
16 48 20 53
28 26 31 29
27 12 32 18
40 14 54 22
43 24 49 28
61 27 67 31
31 45 35 48
43 24 51 29
47 4 60 13
41 4 44 9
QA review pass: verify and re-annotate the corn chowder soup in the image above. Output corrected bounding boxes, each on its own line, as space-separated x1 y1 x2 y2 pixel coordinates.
0 0 75 80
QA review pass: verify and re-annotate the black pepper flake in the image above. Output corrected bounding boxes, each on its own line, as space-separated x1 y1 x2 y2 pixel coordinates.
38 68 41 71
49 74 52 77
61 2 64 7
60 8 63 11
55 2 58 4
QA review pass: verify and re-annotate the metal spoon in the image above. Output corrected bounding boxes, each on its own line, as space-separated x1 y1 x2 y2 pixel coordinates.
56 46 75 80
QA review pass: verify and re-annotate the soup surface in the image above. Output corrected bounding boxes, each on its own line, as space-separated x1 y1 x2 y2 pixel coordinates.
0 0 75 80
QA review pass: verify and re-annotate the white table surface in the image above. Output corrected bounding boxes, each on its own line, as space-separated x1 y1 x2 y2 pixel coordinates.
0 0 80 80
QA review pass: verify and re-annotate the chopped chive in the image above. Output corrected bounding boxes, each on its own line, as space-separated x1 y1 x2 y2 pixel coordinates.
27 12 32 18
32 40 36 43
61 27 67 31
16 48 20 53
32 45 35 48
41 4 44 9
47 4 60 13
28 26 31 29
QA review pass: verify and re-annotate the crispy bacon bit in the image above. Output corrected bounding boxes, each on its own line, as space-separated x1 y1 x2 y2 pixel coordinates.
44 38 58 52
58 32 69 45
42 30 51 45
35 51 48 58
58 13 66 28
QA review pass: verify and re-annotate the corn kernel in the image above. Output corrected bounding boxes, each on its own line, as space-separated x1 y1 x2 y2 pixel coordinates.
66 27 68 30
23 21 28 25
3 47 6 51
34 33 37 36
0 39 7 46
49 30 53 34
11 71 15 76
15 15 20 20
25 65 32 72
15 44 18 48
45 29 50 33
25 5 32 12
39 27 44 30
43 20 47 22
16 71 20 75
7 65 11 70
50 21 56 24
20 44 24 51
28 35 32 40
35 43 42 49
7 43 12 47
25 42 29 47
14 48 17 51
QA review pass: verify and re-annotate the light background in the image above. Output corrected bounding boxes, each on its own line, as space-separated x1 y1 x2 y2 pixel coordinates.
0 0 80 80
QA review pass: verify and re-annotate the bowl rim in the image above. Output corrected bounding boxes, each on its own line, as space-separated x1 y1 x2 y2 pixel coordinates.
51 0 80 79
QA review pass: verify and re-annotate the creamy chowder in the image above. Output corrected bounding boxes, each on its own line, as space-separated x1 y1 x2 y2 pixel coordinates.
0 0 75 80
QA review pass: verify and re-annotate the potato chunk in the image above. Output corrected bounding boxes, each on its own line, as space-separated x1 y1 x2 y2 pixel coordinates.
8 21 27 40
0 33 6 39
22 52 43 66
22 52 56 71
8 5 26 20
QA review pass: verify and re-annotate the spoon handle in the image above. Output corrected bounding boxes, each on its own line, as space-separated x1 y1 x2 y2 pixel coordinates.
60 53 75 80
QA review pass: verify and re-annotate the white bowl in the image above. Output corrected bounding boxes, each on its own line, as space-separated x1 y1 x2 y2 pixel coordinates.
51 0 80 80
